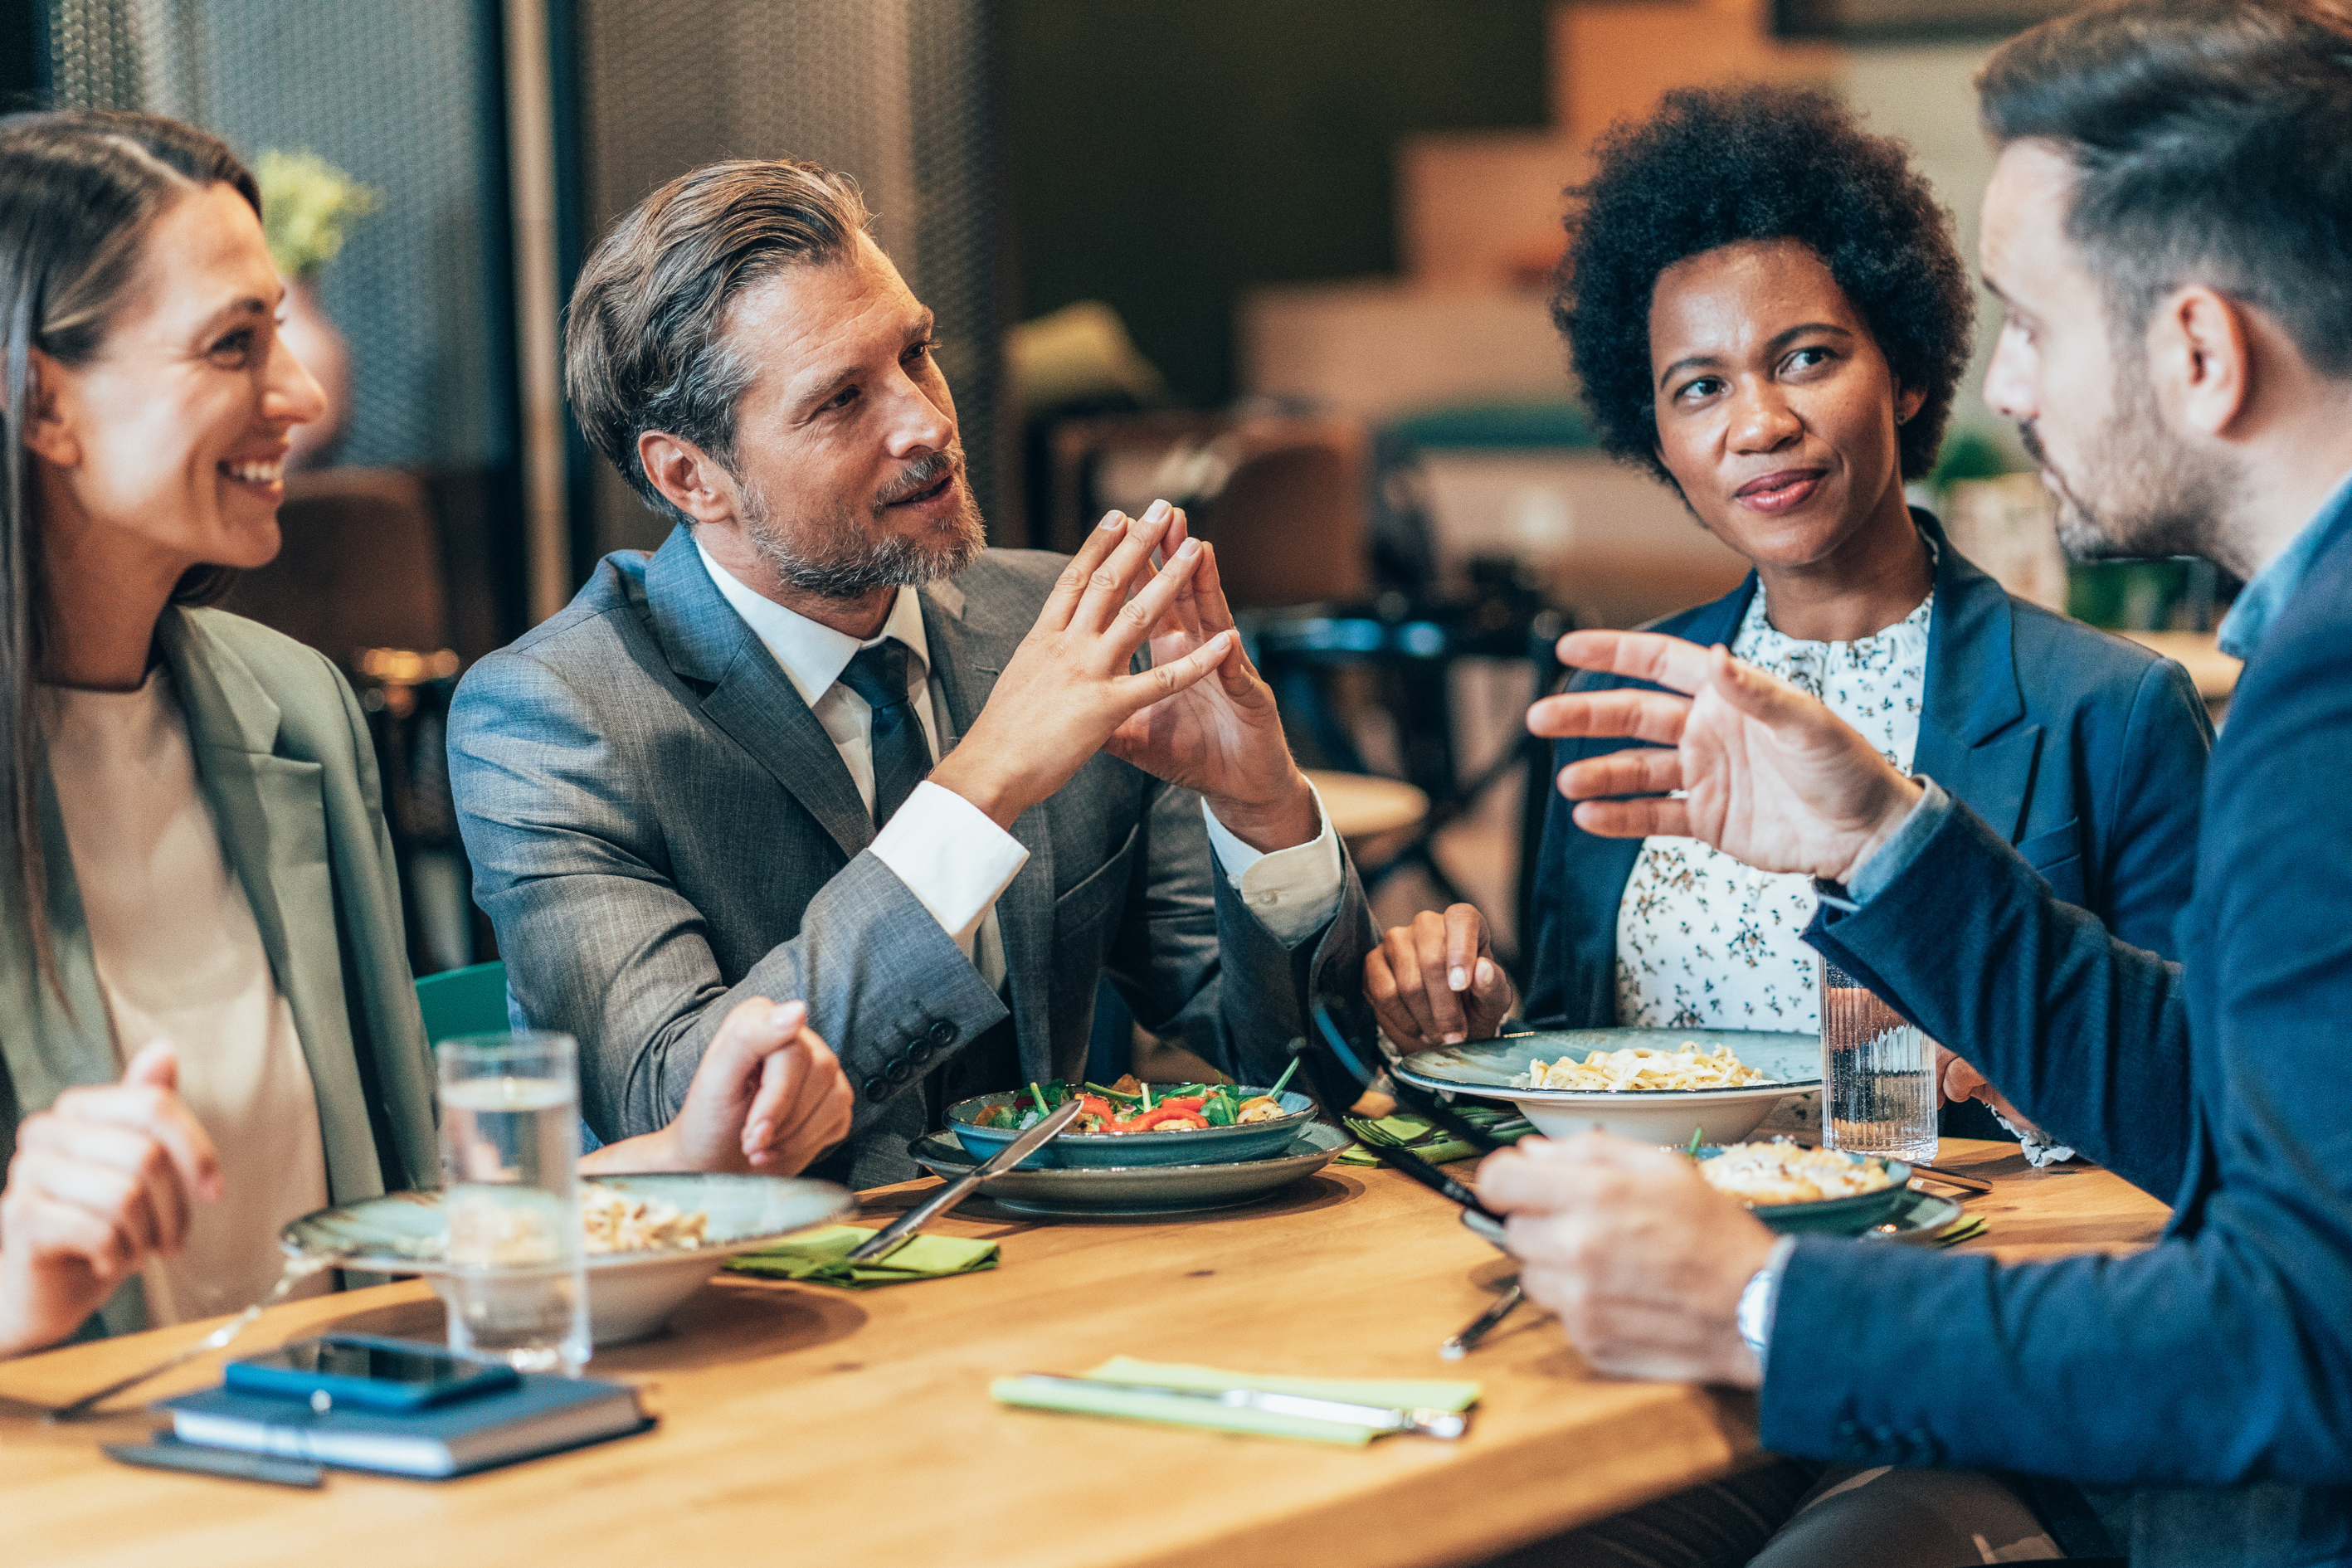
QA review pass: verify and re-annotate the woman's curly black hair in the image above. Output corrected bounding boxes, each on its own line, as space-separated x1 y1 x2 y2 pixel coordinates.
1553 83 1975 486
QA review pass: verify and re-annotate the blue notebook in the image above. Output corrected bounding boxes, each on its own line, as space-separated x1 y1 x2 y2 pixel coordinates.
158 1372 649 1478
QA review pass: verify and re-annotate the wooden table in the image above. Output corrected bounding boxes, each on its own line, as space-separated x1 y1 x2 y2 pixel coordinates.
2121 630 2242 705
0 1138 2168 1568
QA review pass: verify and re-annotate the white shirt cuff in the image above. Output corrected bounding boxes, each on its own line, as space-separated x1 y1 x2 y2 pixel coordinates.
870 781 1030 952
1201 779 1346 947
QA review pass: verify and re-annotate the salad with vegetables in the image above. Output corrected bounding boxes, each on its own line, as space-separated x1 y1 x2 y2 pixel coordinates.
965 1061 1303 1135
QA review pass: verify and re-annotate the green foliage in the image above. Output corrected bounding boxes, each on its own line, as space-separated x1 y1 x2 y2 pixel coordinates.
256 149 380 279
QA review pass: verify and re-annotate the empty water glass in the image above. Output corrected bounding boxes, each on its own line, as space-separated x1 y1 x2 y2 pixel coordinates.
1819 960 1938 1162
436 1030 592 1373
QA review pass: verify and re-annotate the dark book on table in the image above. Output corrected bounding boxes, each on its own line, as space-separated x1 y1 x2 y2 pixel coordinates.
156 1373 649 1478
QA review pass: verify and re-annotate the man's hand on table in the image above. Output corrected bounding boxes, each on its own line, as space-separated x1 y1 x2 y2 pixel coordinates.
1480 1131 1777 1389
1532 631 1923 884
1101 506 1317 853
928 501 1247 832
0 1042 220 1360
1366 903 1517 1046
583 998 852 1176
1936 1043 2029 1127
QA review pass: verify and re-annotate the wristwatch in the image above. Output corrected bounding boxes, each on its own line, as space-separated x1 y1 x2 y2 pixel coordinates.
1736 1235 1799 1369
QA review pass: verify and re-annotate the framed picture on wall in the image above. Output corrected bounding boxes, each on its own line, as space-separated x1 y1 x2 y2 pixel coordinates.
1774 0 2077 40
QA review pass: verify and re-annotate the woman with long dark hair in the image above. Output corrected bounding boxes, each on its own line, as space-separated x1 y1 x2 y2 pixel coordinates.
0 111 851 1358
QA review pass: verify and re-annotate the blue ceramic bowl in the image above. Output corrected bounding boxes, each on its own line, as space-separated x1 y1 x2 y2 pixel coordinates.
1694 1145 1915 1235
945 1087 1316 1168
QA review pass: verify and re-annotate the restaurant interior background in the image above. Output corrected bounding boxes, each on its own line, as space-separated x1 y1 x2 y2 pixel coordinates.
1 0 2233 1067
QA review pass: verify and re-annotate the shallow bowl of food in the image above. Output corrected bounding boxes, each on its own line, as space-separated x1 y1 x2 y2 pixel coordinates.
909 1123 1350 1215
945 1082 1316 1168
1695 1142 1914 1234
282 1173 853 1345
1395 1029 1817 1147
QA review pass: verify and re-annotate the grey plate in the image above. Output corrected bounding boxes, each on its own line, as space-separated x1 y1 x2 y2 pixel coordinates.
1458 1184 1968 1250
1398 1029 1821 1099
907 1122 1350 1216
282 1174 854 1346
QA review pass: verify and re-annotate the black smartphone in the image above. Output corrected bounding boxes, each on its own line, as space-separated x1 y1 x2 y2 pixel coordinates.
225 1335 519 1412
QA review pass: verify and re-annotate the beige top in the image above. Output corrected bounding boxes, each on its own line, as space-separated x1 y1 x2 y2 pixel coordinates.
43 670 329 1324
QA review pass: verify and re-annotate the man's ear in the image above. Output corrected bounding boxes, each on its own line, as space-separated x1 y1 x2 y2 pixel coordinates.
2156 285 2252 439
19 350 81 470
638 430 738 525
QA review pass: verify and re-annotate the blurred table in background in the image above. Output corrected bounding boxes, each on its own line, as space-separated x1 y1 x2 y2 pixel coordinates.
2121 630 2241 713
1304 768 1429 872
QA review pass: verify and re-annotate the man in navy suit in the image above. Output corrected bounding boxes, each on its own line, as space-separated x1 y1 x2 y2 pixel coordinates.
1478 2 2352 1562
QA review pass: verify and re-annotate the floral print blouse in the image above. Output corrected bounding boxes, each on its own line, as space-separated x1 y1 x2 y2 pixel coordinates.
1612 586 1933 1035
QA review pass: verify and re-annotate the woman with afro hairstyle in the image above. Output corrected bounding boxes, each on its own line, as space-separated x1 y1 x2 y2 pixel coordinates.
1365 84 2212 1156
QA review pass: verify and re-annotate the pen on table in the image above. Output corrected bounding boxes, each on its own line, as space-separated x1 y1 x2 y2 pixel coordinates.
1362 1136 1506 1223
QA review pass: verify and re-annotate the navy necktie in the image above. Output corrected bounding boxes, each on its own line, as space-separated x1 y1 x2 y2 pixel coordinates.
835 639 928 828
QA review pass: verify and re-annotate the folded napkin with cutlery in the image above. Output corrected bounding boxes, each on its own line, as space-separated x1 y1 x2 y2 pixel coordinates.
1337 1108 1532 1167
992 1356 1480 1446
724 1225 998 1289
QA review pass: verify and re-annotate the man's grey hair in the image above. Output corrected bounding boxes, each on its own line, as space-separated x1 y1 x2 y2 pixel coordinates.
564 158 873 526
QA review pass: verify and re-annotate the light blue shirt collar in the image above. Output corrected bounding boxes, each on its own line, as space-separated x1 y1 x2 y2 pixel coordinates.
2215 467 2352 661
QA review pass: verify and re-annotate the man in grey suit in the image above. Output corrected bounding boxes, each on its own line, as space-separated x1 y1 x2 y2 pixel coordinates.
450 157 1373 1186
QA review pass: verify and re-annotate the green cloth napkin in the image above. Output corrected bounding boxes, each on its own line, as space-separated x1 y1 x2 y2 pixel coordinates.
723 1225 998 1289
1337 1108 1532 1166
991 1356 1481 1446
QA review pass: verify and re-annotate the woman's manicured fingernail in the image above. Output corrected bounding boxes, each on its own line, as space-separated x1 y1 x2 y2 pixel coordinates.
1142 498 1171 523
1476 958 1496 988
1099 510 1124 529
1449 967 1468 991
1176 537 1199 558
1443 1031 1467 1045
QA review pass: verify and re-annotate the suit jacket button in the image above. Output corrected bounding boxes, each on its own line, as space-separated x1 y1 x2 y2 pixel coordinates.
911 1037 936 1063
863 1074 889 1101
928 1020 958 1048
884 1057 913 1084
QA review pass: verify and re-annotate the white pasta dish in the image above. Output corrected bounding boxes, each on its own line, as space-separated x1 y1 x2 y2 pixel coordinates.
1699 1139 1894 1206
1514 1042 1775 1093
579 1182 709 1254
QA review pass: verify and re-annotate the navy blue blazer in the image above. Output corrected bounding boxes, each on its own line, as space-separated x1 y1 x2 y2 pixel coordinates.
1771 492 2352 1561
1522 513 2212 1034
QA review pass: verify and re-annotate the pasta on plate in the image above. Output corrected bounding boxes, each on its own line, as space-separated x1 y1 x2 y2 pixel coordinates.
1517 1043 1774 1093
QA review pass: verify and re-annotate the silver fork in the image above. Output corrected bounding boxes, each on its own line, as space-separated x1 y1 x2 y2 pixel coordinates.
48 1249 348 1423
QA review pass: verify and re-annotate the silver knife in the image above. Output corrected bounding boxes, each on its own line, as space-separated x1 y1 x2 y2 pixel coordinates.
1005 1372 1470 1439
848 1097 1087 1263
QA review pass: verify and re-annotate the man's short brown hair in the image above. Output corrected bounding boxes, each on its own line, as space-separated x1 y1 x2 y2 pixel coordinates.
565 158 873 525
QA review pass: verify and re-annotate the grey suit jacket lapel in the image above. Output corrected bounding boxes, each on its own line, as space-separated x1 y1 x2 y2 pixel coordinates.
921 576 1059 1080
1912 515 2041 843
644 528 875 861
160 612 383 1205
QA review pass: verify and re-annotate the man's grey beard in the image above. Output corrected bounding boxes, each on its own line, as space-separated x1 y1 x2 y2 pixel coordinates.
738 450 987 599
2025 368 2238 565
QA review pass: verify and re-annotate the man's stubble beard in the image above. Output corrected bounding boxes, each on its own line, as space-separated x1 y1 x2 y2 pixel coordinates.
2027 354 2240 565
738 447 988 600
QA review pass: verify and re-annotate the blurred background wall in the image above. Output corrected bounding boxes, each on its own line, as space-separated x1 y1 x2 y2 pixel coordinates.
14 0 2224 989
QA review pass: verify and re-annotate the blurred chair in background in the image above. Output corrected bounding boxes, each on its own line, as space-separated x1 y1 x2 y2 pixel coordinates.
217 468 489 976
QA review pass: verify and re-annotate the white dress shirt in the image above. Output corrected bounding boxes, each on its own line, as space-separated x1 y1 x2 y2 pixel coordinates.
694 539 1345 990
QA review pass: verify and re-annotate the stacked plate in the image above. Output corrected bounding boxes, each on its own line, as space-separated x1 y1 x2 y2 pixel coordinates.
908 1085 1346 1216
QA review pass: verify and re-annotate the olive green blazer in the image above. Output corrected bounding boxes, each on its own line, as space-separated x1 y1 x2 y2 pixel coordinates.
0 607 438 1337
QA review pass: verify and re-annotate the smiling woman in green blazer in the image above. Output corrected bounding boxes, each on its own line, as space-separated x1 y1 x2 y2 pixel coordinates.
0 112 852 1359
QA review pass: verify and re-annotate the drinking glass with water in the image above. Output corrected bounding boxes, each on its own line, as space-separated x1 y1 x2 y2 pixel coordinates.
1819 961 1939 1162
436 1031 592 1373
